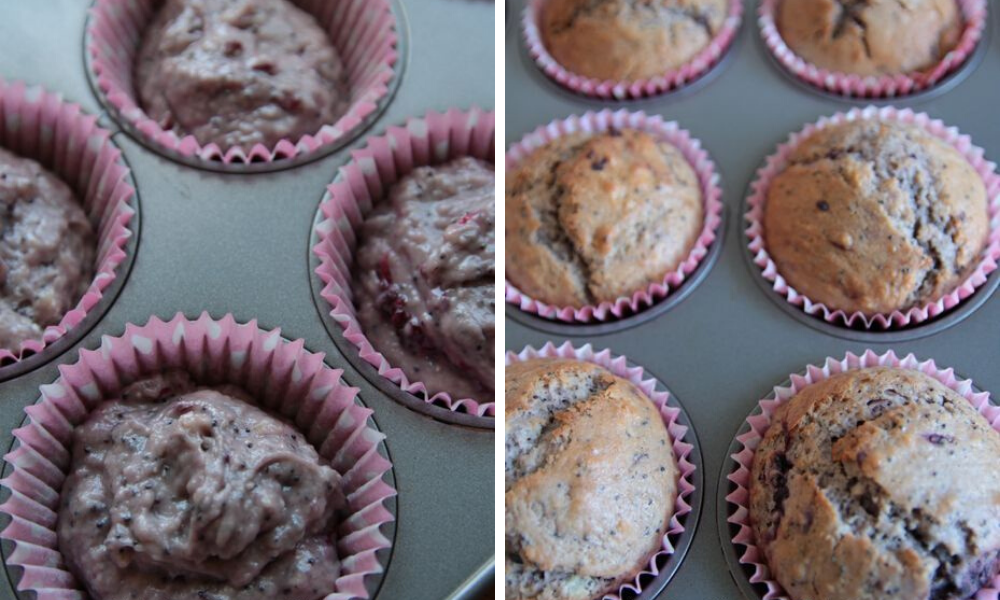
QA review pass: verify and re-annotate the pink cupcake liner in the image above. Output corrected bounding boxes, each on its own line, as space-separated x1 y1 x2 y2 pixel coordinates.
724 349 1000 600
0 312 396 600
522 0 743 99
0 78 136 365
87 0 399 166
505 109 724 323
745 106 1000 330
312 107 495 418
759 0 987 98
505 341 698 599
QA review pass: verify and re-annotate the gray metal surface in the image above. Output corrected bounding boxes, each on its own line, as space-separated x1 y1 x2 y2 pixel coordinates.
0 1 495 599
505 2 1000 598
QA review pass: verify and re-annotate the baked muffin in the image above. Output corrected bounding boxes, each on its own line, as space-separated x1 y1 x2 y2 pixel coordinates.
136 0 350 149
0 147 95 350
777 0 961 76
505 358 677 600
353 157 495 402
506 130 703 308
749 367 1000 600
541 0 729 81
58 371 346 600
763 119 988 315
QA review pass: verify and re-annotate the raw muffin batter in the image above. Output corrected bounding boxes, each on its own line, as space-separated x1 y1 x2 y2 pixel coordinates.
750 367 1000 600
505 358 678 600
778 0 961 76
136 0 350 149
764 119 988 315
0 147 95 350
58 372 346 600
353 157 495 402
506 129 703 308
541 0 729 81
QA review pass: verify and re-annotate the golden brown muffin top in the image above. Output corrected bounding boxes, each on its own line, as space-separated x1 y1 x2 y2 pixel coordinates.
541 0 729 81
505 358 677 600
750 367 1000 600
506 130 703 308
763 119 988 315
777 0 961 77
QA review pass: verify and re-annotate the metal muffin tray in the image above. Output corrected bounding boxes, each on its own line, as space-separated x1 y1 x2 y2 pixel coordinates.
506 1 1000 598
0 1 495 599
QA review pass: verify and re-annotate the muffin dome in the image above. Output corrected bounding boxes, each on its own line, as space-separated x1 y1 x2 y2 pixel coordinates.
505 358 677 600
749 367 1000 600
777 0 961 77
506 129 703 308
541 0 729 81
763 119 988 315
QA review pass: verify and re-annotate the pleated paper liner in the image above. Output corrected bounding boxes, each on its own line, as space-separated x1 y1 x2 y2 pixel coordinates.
0 313 396 600
0 78 136 371
87 0 399 169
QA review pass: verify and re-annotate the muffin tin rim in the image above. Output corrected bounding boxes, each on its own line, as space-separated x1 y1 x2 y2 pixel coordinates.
0 311 401 600
80 0 411 175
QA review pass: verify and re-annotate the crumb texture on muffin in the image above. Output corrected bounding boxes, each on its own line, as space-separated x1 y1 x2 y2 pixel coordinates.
777 0 961 76
505 358 678 600
763 119 988 315
136 0 350 149
353 157 495 401
750 367 1000 600
506 130 703 308
57 371 346 600
0 147 95 350
541 0 729 81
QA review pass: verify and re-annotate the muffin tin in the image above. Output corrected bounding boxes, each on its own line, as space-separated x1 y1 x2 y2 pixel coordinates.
506 0 1000 598
0 1 494 599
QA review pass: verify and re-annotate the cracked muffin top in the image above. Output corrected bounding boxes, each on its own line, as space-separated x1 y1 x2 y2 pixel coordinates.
540 0 729 81
505 358 677 600
777 0 962 77
762 119 988 315
749 367 1000 600
505 130 703 308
